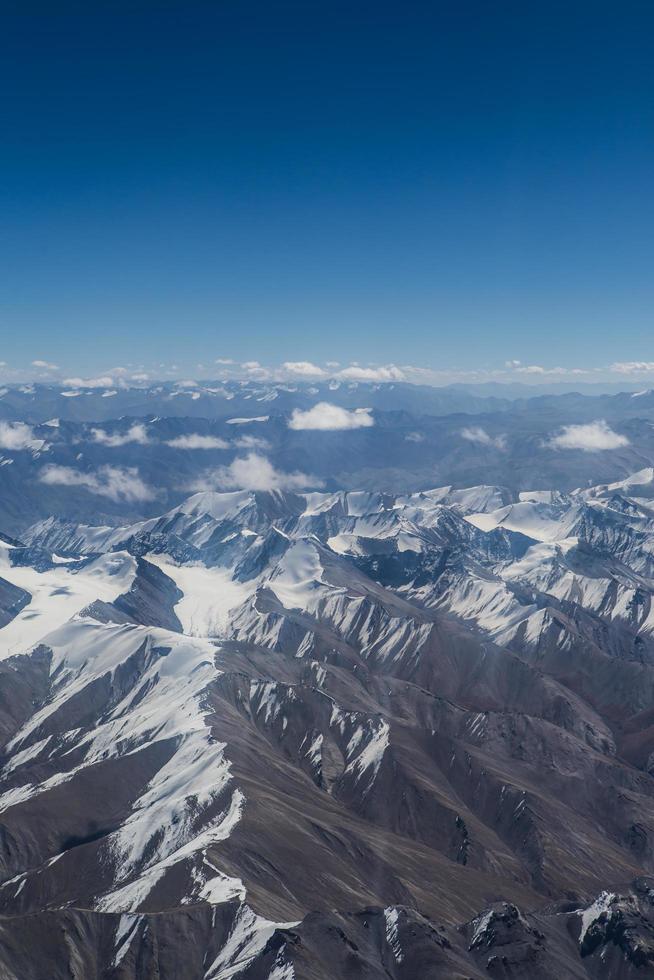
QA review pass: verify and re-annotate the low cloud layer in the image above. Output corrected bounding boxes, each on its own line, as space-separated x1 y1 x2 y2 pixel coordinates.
234 434 270 450
282 361 326 378
39 464 155 501
10 355 654 390
289 402 374 431
461 426 507 450
31 360 59 371
193 453 320 492
62 375 116 389
610 361 654 374
337 364 405 382
0 421 40 451
504 360 588 377
547 420 630 452
165 434 229 450
91 423 149 447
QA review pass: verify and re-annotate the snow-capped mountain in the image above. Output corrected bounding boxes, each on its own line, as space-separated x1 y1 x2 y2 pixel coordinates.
2 473 654 976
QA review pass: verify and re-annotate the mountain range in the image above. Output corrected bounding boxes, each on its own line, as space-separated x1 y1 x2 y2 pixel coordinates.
4 381 654 534
3 450 654 975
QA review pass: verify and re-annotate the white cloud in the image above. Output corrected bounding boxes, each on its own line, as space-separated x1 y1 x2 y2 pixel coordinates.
337 364 405 382
282 361 326 378
547 420 630 452
405 431 424 443
517 365 546 375
506 363 588 377
288 402 374 431
62 375 115 389
215 358 234 365
234 434 270 450
32 359 59 370
194 453 320 492
39 464 155 501
174 379 199 388
460 426 507 450
610 361 654 374
165 434 229 449
90 423 149 447
0 421 40 450
241 360 271 379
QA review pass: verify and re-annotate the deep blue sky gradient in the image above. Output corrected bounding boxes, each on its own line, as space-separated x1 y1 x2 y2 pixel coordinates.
2 1 653 374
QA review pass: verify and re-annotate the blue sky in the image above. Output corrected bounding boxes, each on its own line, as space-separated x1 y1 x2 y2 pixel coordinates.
1 1 653 384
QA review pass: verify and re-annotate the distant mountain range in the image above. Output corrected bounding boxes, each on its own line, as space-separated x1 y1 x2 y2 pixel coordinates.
2 467 654 976
4 382 654 535
2 379 654 423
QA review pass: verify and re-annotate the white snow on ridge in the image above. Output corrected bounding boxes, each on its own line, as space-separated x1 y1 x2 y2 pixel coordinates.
0 552 137 660
204 904 299 980
113 914 143 967
1 618 249 914
268 540 326 609
145 555 253 637
175 490 253 522
577 891 616 944
465 499 582 541
347 719 389 788
583 467 654 498
266 956 295 980
384 907 403 963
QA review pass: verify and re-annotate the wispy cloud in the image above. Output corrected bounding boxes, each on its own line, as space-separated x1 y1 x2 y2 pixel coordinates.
165 434 229 449
506 363 588 376
546 420 630 452
234 434 270 450
31 359 59 371
514 362 589 377
460 426 507 449
288 402 374 430
610 361 654 374
20 354 654 389
62 375 116 389
39 464 155 501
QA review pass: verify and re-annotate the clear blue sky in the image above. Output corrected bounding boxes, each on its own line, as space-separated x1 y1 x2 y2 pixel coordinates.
2 1 653 379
